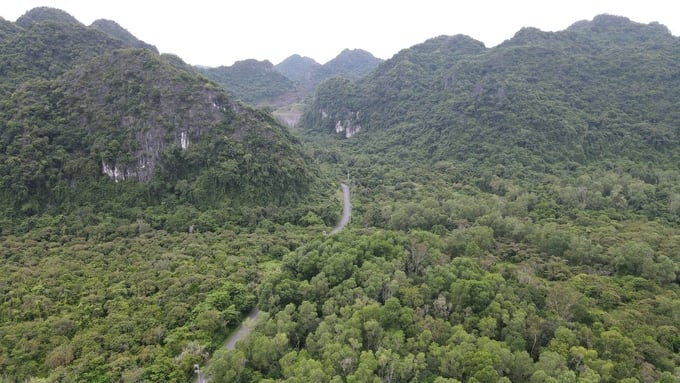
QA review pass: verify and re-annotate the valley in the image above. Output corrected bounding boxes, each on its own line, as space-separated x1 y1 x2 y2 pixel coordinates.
0 7 679 383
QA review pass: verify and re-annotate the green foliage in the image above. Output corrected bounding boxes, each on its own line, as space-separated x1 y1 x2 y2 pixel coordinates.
4 9 680 383
90 18 157 51
0 226 317 382
303 16 680 178
208 228 679 382
196 59 294 105
0 23 321 231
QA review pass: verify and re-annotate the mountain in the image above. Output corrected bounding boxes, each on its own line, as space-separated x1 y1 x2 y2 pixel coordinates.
304 15 680 166
197 50 383 127
90 18 157 51
275 49 382 85
315 48 384 80
14 6 80 28
198 50 383 107
0 9 329 383
274 54 321 82
0 9 317 227
0 16 19 40
195 59 294 105
273 49 383 94
239 16 679 383
0 8 160 98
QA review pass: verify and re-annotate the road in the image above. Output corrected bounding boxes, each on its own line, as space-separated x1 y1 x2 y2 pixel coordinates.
329 183 351 234
197 184 350 382
225 308 260 349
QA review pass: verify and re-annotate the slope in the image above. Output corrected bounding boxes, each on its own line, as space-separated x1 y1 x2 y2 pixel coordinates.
0 7 156 98
304 15 680 170
1 49 316 224
0 9 320 231
196 59 294 105
90 18 158 51
274 54 322 82
200 15 680 383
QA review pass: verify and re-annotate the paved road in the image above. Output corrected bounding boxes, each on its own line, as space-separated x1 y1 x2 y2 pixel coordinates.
329 183 351 234
197 184 350 382
225 308 260 349
196 310 260 382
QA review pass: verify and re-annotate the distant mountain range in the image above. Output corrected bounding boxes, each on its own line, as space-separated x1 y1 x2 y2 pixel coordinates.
196 49 383 125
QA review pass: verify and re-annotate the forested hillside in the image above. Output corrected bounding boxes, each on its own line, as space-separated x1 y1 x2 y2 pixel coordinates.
195 59 294 105
199 49 382 109
89 19 158 51
274 54 322 82
305 15 680 167
0 8 323 234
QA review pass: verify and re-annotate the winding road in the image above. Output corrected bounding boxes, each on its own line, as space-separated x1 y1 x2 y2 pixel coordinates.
197 183 351 382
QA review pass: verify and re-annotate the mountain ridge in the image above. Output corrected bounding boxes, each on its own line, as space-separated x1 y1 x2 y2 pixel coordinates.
303 14 680 168
14 6 81 28
90 18 158 52
197 48 383 108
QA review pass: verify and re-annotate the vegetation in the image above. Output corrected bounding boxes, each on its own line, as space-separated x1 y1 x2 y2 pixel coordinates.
89 19 158 51
1 8 679 383
198 50 382 110
0 30 321 233
214 13 679 383
305 16 680 169
274 55 321 83
316 49 384 80
196 60 294 105
208 228 679 382
0 8 334 382
0 223 323 382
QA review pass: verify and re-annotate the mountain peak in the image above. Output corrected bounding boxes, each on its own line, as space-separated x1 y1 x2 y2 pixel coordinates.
275 54 322 82
508 26 552 45
277 54 319 66
566 13 672 38
231 58 274 69
15 7 81 28
329 48 379 63
321 48 383 78
90 19 158 52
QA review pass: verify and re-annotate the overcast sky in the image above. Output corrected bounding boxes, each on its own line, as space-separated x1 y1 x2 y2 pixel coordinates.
3 1 678 67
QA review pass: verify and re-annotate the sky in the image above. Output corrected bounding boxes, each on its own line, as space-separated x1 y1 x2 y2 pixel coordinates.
3 1 679 67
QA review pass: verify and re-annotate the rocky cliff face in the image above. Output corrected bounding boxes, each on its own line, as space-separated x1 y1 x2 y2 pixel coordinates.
56 49 236 182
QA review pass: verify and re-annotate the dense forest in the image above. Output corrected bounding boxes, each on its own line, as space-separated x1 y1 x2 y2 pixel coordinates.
0 7 679 383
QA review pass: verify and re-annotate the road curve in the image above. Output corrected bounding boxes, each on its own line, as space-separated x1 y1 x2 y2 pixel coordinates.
329 183 351 235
